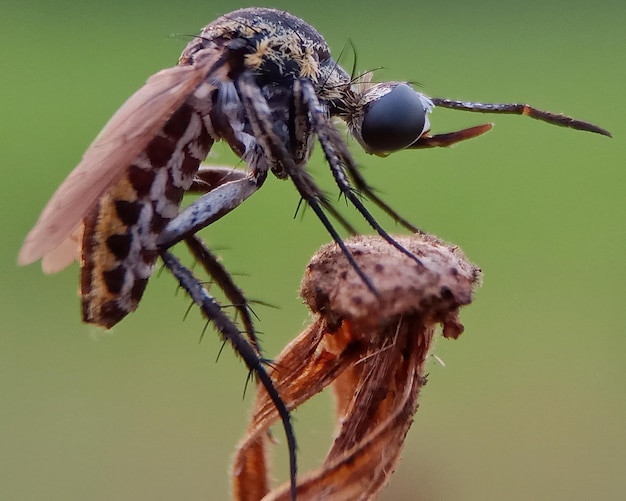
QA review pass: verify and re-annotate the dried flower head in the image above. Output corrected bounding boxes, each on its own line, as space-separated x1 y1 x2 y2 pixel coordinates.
232 233 481 500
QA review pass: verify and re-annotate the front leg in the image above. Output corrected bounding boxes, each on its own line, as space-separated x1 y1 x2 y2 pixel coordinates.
295 78 424 267
235 71 381 296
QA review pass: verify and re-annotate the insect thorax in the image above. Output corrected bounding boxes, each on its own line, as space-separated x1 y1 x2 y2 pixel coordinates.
181 8 351 102
178 8 352 182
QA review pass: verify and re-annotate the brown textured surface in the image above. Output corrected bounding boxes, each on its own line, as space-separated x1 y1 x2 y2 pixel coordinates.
301 233 481 338
233 233 481 500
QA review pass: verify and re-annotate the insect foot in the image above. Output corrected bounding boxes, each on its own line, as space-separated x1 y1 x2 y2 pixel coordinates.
232 233 482 501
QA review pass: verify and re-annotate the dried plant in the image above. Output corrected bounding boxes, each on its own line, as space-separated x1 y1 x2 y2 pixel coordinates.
232 233 482 500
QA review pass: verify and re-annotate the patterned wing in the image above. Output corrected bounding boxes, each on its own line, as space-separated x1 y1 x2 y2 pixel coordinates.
19 47 225 267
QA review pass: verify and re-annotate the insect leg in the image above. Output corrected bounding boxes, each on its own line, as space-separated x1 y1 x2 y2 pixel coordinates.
235 72 379 295
308 201 359 235
156 165 262 350
431 98 612 137
156 170 265 249
330 170 423 234
310 87 424 233
184 234 261 353
295 78 424 265
160 251 297 501
188 165 249 193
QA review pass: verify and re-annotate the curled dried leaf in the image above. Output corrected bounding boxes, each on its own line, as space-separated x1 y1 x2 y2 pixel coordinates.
233 234 481 501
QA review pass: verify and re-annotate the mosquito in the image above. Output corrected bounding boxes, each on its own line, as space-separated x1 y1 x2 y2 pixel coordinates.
18 7 611 500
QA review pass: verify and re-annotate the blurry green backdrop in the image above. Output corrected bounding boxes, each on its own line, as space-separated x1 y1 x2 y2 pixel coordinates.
2 0 624 499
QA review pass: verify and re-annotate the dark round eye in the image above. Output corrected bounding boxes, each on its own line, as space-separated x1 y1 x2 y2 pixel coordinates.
361 83 427 152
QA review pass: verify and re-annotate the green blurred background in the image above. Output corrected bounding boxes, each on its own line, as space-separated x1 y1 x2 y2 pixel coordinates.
2 0 624 499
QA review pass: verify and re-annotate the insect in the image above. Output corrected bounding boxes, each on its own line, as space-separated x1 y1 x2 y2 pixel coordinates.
18 7 611 500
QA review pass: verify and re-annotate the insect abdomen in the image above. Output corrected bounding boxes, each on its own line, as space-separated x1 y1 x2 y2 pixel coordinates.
80 103 213 328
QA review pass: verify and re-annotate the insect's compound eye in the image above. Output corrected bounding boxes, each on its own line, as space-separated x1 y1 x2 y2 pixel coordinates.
361 83 429 153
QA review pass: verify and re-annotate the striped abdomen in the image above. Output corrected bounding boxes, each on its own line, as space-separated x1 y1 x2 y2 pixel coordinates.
81 103 213 328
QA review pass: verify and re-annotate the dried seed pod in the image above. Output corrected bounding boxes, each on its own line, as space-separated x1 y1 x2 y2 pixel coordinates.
233 233 481 501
